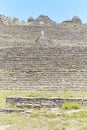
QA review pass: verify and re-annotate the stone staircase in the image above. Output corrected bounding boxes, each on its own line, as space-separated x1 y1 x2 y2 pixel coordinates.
0 23 87 90
0 45 86 90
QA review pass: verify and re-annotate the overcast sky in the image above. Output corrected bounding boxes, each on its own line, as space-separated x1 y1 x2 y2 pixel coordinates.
0 0 87 23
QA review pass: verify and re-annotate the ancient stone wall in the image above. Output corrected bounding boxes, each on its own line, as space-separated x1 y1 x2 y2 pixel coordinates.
62 16 82 24
0 15 19 25
27 15 57 26
6 97 87 108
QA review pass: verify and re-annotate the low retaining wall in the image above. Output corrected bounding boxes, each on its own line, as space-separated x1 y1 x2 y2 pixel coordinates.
6 97 87 108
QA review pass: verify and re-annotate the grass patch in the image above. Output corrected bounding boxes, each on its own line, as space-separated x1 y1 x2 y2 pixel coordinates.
62 101 81 110
30 111 41 118
63 111 87 118
46 112 57 118
28 92 43 97
63 90 74 98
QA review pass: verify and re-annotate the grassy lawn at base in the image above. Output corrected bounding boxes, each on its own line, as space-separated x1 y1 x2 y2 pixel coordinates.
0 90 87 130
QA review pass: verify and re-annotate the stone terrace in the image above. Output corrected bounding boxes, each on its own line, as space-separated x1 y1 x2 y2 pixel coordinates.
0 15 87 90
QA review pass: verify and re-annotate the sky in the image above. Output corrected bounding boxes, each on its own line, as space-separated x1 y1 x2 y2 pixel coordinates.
0 0 87 23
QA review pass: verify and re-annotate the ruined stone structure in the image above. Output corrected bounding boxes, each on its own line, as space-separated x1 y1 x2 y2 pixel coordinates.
72 16 82 24
27 16 35 23
6 96 87 108
62 16 82 24
0 15 19 25
0 15 87 90
27 15 57 26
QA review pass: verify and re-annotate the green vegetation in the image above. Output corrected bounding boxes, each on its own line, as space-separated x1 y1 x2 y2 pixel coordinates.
30 110 41 118
0 91 87 129
62 101 81 110
0 90 87 99
8 70 16 77
46 112 57 118
63 111 87 118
